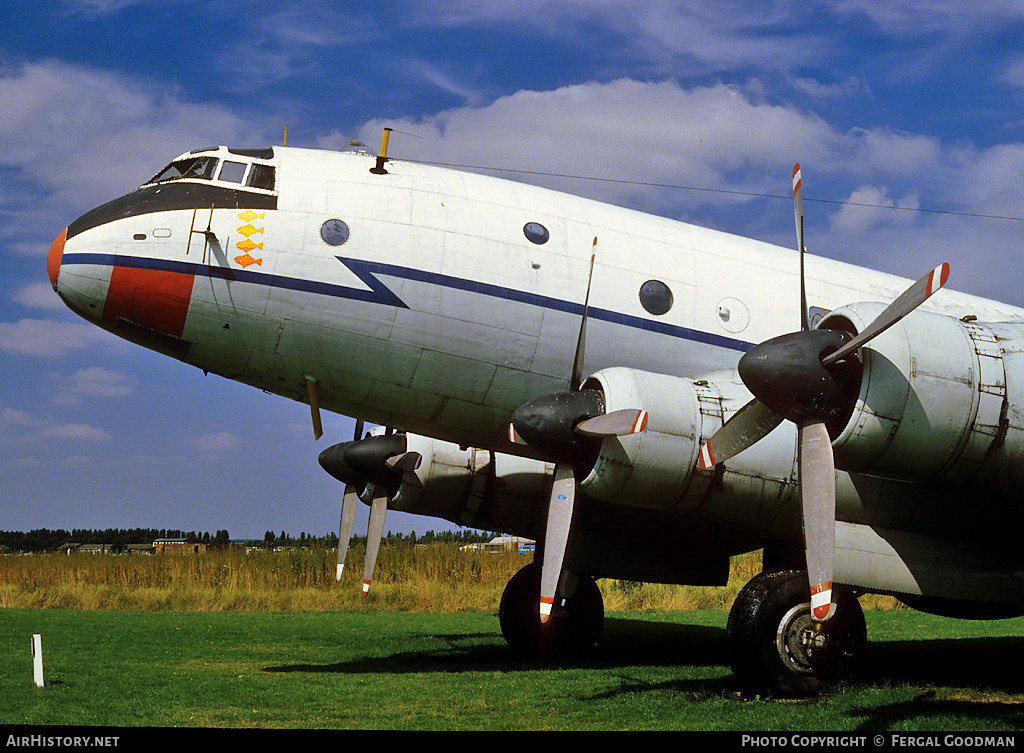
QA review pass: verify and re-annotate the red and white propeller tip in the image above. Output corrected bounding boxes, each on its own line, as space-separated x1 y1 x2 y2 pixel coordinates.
539 596 555 623
926 262 950 298
574 408 648 437
810 581 836 622
698 441 716 470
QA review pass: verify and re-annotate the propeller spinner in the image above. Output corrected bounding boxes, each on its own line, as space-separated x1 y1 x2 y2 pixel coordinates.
698 164 950 623
319 425 422 596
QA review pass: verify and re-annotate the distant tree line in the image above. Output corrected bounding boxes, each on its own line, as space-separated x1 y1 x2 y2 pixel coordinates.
0 527 494 553
263 528 493 548
0 528 231 553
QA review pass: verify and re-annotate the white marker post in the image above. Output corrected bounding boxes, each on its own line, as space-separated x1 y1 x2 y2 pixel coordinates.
31 634 44 687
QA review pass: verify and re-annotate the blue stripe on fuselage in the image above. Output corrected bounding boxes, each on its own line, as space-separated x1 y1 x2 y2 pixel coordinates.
60 252 756 352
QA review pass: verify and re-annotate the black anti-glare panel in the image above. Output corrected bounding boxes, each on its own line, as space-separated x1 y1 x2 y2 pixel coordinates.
66 183 278 240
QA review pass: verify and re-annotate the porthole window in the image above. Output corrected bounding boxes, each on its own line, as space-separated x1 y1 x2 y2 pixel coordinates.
523 222 549 245
320 219 349 246
639 280 673 316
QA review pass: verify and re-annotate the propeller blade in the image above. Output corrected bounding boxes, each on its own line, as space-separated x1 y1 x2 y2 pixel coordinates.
793 163 810 332
569 238 598 392
384 451 422 472
698 399 784 469
798 420 837 622
333 418 364 581
508 422 528 445
362 486 388 598
574 408 648 437
336 484 359 581
821 262 950 367
539 463 576 624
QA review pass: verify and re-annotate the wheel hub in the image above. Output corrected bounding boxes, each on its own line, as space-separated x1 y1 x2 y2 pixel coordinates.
774 602 826 675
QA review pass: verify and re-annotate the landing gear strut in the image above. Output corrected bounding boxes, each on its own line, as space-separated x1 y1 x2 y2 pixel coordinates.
727 569 866 696
499 562 603 660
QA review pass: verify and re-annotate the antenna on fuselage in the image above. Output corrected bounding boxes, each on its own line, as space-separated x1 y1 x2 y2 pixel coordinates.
283 124 288 147
369 127 392 175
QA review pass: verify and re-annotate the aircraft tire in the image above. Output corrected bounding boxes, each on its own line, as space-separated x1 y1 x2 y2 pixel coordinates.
498 562 604 661
727 569 866 697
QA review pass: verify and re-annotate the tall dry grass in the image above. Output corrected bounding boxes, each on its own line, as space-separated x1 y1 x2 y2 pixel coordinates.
0 545 902 612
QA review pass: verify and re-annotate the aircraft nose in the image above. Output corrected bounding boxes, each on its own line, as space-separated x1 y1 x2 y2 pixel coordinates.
48 227 67 290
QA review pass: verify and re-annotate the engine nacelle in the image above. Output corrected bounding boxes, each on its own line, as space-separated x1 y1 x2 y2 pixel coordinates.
575 367 725 509
821 303 1007 483
388 434 553 535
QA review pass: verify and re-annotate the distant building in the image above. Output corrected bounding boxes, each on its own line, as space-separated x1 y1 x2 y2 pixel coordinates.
154 538 206 555
60 543 114 554
462 535 535 554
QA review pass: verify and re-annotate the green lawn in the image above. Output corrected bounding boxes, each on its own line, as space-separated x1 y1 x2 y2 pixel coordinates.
2 609 1022 731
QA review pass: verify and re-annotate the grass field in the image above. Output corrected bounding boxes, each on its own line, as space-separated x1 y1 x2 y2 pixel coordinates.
2 547 1022 732
3 607 1023 731
0 546 901 612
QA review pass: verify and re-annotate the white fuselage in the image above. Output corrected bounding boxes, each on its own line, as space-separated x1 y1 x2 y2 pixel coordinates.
52 146 1024 453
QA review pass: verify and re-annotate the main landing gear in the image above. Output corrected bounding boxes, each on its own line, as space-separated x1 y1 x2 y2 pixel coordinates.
728 569 867 696
497 564 866 696
498 562 604 661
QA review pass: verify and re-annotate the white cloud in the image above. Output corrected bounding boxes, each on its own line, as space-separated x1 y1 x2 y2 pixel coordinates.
347 79 838 215
1 407 41 429
12 282 67 312
193 432 241 453
1002 57 1024 90
38 423 111 442
954 143 1024 218
211 6 382 90
834 0 1024 36
345 78 957 223
52 367 136 406
830 185 920 233
791 77 869 100
0 406 110 444
58 0 149 14
0 60 262 232
402 58 487 104
402 1 825 72
0 318 122 358
841 129 943 179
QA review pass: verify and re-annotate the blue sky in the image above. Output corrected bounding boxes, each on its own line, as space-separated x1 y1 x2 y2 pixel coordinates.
4 1 1024 539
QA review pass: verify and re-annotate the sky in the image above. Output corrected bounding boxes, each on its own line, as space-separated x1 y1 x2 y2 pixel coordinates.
3 1 1024 540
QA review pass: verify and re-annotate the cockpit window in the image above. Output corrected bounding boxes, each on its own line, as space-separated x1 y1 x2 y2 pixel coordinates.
218 160 247 183
147 156 218 184
246 164 276 191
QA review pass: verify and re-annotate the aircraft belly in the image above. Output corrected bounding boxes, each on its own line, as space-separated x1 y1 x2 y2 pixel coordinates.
834 521 1024 604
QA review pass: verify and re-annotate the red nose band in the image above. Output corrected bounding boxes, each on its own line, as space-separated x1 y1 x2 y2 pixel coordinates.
48 228 66 289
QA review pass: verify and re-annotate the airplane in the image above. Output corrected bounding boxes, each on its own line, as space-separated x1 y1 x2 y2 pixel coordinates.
46 133 1024 697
